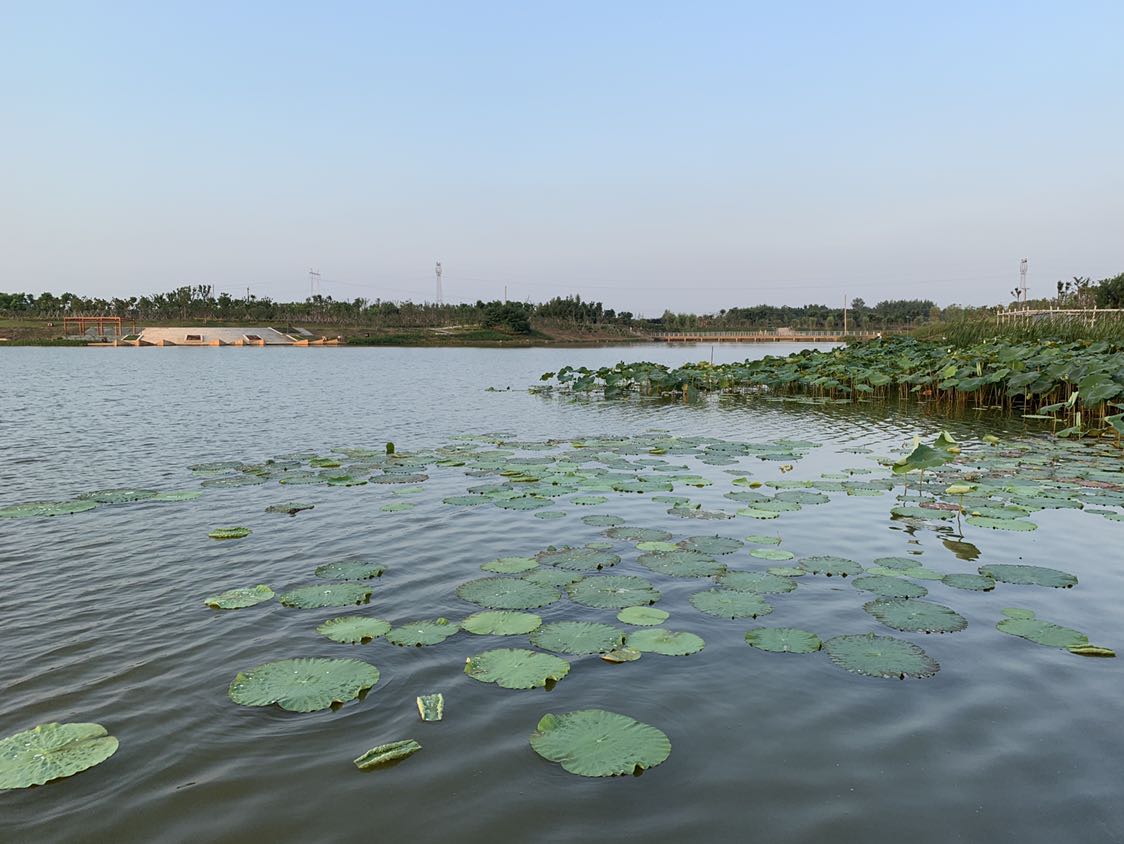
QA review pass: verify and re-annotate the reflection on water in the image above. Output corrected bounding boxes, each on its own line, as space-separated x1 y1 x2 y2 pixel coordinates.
0 345 1121 844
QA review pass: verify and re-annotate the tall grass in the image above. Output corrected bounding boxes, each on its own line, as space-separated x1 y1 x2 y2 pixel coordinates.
913 314 1124 345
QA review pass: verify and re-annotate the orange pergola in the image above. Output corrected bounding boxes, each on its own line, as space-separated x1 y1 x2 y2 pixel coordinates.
63 316 136 336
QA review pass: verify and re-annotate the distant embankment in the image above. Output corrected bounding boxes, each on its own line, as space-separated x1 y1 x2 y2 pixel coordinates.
651 330 884 343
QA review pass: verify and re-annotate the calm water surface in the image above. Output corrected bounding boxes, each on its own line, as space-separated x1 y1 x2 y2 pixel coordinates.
1 344 1121 844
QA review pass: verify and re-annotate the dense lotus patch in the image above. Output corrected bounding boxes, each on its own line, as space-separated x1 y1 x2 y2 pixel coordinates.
316 616 392 644
315 561 385 581
228 658 380 712
824 633 939 679
0 722 119 789
568 575 661 609
204 584 275 609
530 621 625 655
461 610 543 636
0 499 98 518
529 709 671 777
279 583 372 608
457 577 561 609
689 589 772 619
625 628 705 656
385 618 459 647
744 627 822 653
978 564 1077 588
465 648 571 689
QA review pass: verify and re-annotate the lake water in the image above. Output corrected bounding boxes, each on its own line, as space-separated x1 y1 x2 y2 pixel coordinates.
1 344 1121 843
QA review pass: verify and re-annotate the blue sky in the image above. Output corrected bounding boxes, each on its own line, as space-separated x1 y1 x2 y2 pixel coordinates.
2 1 1122 314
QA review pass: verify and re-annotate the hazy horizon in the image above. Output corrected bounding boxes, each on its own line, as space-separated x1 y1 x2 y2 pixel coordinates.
3 2 1122 316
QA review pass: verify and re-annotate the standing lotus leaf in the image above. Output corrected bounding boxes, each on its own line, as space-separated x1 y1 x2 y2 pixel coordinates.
851 575 928 599
744 627 822 653
604 526 673 542
204 584 275 609
385 618 459 647
942 573 995 592
824 633 939 679
529 709 671 777
462 611 543 635
0 499 99 518
279 583 372 608
679 535 743 555
978 564 1077 588
530 621 624 655
617 606 670 626
316 616 392 644
456 577 560 609
228 658 380 712
353 739 422 770
315 561 385 580
638 550 726 578
464 648 571 689
717 571 796 594
625 628 705 656
567 575 661 609
864 599 967 633
536 546 620 572
799 556 863 577
0 723 119 789
689 589 772 619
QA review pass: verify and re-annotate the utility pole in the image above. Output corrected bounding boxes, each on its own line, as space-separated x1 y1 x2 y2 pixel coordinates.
308 268 321 299
503 285 508 303
435 261 443 305
843 291 848 336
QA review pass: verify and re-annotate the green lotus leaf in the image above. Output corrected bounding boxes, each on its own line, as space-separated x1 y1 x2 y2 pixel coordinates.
891 505 956 520
775 490 830 505
536 546 621 572
851 575 928 599
0 722 119 789
152 490 204 502
767 566 806 577
416 693 444 721
316 616 392 643
443 495 490 506
799 555 863 577
370 472 429 484
462 610 543 636
892 441 951 475
941 573 996 592
637 550 726 578
76 488 158 504
744 627 822 653
625 628 704 656
529 709 671 777
465 648 571 689
978 564 1077 588
582 514 624 527
571 495 608 506
201 475 265 488
689 589 773 619
567 575 661 609
315 561 385 581
353 739 421 770
636 540 679 553
494 495 552 510
534 510 567 520
717 571 796 594
208 526 252 540
617 606 670 626
385 618 460 647
456 577 560 609
750 548 795 561
204 584 275 609
824 633 939 679
997 617 1088 649
602 646 643 663
1001 607 1037 619
379 501 413 512
679 535 743 555
482 556 539 574
530 621 625 655
738 507 780 519
265 502 314 515
521 568 583 588
228 658 380 712
872 556 921 571
965 516 1037 531
604 526 673 542
864 599 967 633
279 583 372 608
744 534 782 545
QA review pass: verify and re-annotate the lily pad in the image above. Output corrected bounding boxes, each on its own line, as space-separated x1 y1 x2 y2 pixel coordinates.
568 575 661 609
604 526 672 543
625 628 704 656
380 502 415 512
152 490 204 502
462 610 543 636
534 510 567 520
851 575 928 599
750 548 795 561
279 583 372 608
482 556 539 574
966 516 1038 531
941 573 996 592
571 496 608 506
978 564 1077 588
744 627 822 653
521 568 583 588
617 606 670 626
385 618 460 647
464 648 571 689
0 722 119 789
602 647 643 663
582 514 624 527
77 488 158 504
443 495 490 506
537 546 621 572
204 584 275 609
744 534 782 545
529 709 671 777
354 739 421 770
315 561 385 581
679 535 743 555
637 550 725 578
457 577 560 609
864 599 967 633
997 614 1088 649
823 633 939 679
689 589 773 619
228 658 380 712
799 556 862 577
316 616 392 644
530 621 625 655
636 540 679 553
208 526 252 540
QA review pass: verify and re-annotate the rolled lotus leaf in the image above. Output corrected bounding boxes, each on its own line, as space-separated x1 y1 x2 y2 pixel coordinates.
0 722 119 789
417 693 444 721
978 564 1077 588
265 502 314 515
354 739 422 770
208 526 252 540
824 633 939 679
530 621 624 655
464 648 571 689
601 647 642 663
461 611 542 636
228 658 380 712
456 577 560 610
0 499 98 518
204 584 275 609
625 628 704 656
1068 645 1116 658
617 606 670 626
315 561 385 581
744 627 822 653
690 589 772 620
529 709 671 777
567 575 660 609
316 616 392 644
279 583 372 609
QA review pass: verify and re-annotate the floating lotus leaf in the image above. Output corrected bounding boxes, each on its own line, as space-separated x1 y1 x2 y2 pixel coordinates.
1001 607 1036 619
851 575 928 599
942 573 996 592
571 495 608 506
152 490 204 502
521 568 583 588
534 510 567 520
617 606 670 626
228 658 380 712
636 540 679 553
208 526 251 540
568 575 660 609
417 693 444 721
873 557 920 571
457 577 560 609
824 633 939 679
978 564 1077 588
744 627 822 653
750 548 795 561
265 502 314 515
465 648 571 689
679 535 743 555
385 618 459 647
0 499 98 519
77 488 158 504
315 561 385 581
625 628 704 656
637 550 725 578
279 583 372 608
604 526 672 542
190 460 244 472
536 546 620 572
689 589 772 619
529 709 671 777
744 534 781 545
316 616 392 643
462 610 543 635
775 490 830 505
738 507 780 519
967 516 1037 531
602 647 643 663
717 571 796 594
997 615 1088 649
864 599 967 633
204 584 275 609
370 473 429 484
799 556 862 577
530 621 625 655
353 739 421 770
0 722 119 789
767 566 806 577
443 495 489 506
201 475 266 489
482 556 539 574
494 495 552 510
582 514 624 527
380 502 414 512
891 505 955 520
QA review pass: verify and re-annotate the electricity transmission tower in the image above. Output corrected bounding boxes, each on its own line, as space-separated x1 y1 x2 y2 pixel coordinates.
435 261 443 305
308 268 321 298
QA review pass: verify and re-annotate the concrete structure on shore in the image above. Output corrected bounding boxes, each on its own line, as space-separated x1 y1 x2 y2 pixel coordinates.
113 327 340 347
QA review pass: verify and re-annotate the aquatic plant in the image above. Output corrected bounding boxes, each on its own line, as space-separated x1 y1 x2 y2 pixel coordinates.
0 723 119 789
529 710 671 777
